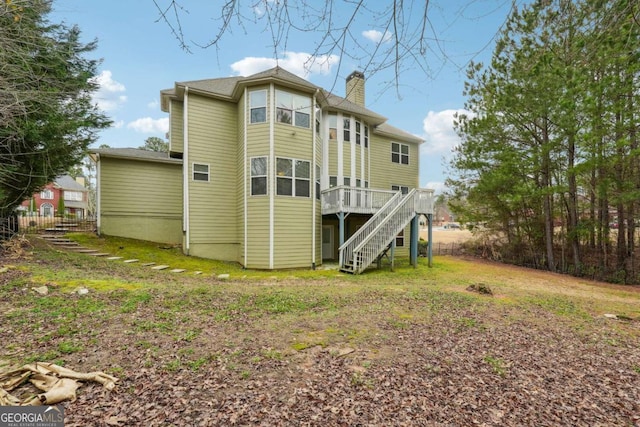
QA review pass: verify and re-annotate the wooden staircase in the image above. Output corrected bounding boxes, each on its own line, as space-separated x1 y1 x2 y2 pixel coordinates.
339 188 433 274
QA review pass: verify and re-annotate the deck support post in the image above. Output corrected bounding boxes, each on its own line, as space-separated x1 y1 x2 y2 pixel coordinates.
390 239 396 272
338 212 345 247
410 215 419 268
427 213 433 268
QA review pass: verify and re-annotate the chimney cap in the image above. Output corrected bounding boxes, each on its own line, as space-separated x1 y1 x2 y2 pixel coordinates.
347 71 365 81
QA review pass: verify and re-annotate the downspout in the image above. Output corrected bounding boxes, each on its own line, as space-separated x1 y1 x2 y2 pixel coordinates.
269 83 275 269
312 90 318 269
183 87 190 254
95 154 101 234
243 88 248 268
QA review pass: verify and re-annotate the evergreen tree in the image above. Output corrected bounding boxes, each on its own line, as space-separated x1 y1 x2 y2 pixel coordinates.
0 1 111 217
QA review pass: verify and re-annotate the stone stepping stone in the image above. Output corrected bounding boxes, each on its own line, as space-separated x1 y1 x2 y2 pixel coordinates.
141 262 156 267
52 241 75 245
170 269 186 273
151 265 169 270
106 256 123 260
75 249 99 254
88 253 110 257
193 271 203 275
123 259 139 263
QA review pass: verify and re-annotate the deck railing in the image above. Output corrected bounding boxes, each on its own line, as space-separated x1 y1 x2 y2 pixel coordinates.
339 188 435 273
321 186 396 215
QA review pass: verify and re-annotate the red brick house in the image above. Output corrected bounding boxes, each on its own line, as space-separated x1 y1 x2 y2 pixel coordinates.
19 175 89 219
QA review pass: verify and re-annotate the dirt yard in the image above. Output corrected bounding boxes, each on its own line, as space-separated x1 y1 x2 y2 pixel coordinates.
421 228 474 244
1 236 639 426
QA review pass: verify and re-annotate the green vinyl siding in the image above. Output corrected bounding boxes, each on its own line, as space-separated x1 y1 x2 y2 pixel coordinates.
170 100 184 154
343 143 352 183
244 86 270 267
98 157 182 244
246 198 270 268
368 135 419 190
186 94 239 260
273 198 313 268
237 93 246 264
368 135 419 258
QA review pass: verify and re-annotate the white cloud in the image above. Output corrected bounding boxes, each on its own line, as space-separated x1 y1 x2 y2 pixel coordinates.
112 120 124 129
230 51 340 78
421 109 470 157
89 70 127 112
147 100 159 109
424 181 448 194
362 30 393 44
127 117 169 134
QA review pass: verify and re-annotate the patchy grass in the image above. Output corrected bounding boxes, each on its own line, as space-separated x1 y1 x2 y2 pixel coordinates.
1 235 640 425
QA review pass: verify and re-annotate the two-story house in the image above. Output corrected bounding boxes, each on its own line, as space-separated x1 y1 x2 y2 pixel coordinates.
91 67 434 272
19 175 89 219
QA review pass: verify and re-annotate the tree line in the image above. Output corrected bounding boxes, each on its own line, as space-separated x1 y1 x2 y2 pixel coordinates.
449 0 640 283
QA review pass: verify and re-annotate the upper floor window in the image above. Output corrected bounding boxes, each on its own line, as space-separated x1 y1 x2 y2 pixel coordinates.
40 189 54 199
249 90 267 123
315 105 321 135
251 157 267 196
315 165 321 200
328 114 337 139
343 118 351 142
329 176 337 187
276 157 310 197
193 163 210 182
355 121 361 145
364 126 369 148
276 90 311 128
64 191 83 201
392 142 409 165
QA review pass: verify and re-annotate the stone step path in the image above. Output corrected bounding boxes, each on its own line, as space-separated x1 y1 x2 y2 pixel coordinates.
37 235 208 276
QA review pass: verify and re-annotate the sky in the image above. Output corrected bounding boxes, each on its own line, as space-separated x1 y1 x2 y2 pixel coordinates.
49 0 519 193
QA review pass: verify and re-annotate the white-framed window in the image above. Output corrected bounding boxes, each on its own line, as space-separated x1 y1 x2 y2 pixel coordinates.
250 156 267 195
193 163 210 182
344 177 351 186
392 142 409 165
343 118 351 142
364 125 369 148
315 165 321 200
329 176 337 187
249 90 267 123
40 189 53 200
276 157 310 197
328 114 337 140
275 90 311 128
315 105 321 135
64 191 83 201
356 179 361 187
392 185 409 195
355 121 361 145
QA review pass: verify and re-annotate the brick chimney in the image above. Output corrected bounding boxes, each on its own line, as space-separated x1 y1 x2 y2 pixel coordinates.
346 71 365 107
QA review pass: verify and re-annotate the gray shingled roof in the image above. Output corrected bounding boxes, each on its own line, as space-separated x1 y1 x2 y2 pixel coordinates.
375 123 424 144
244 66 319 91
91 148 183 164
53 175 87 192
161 66 419 142
320 89 386 125
176 76 243 98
